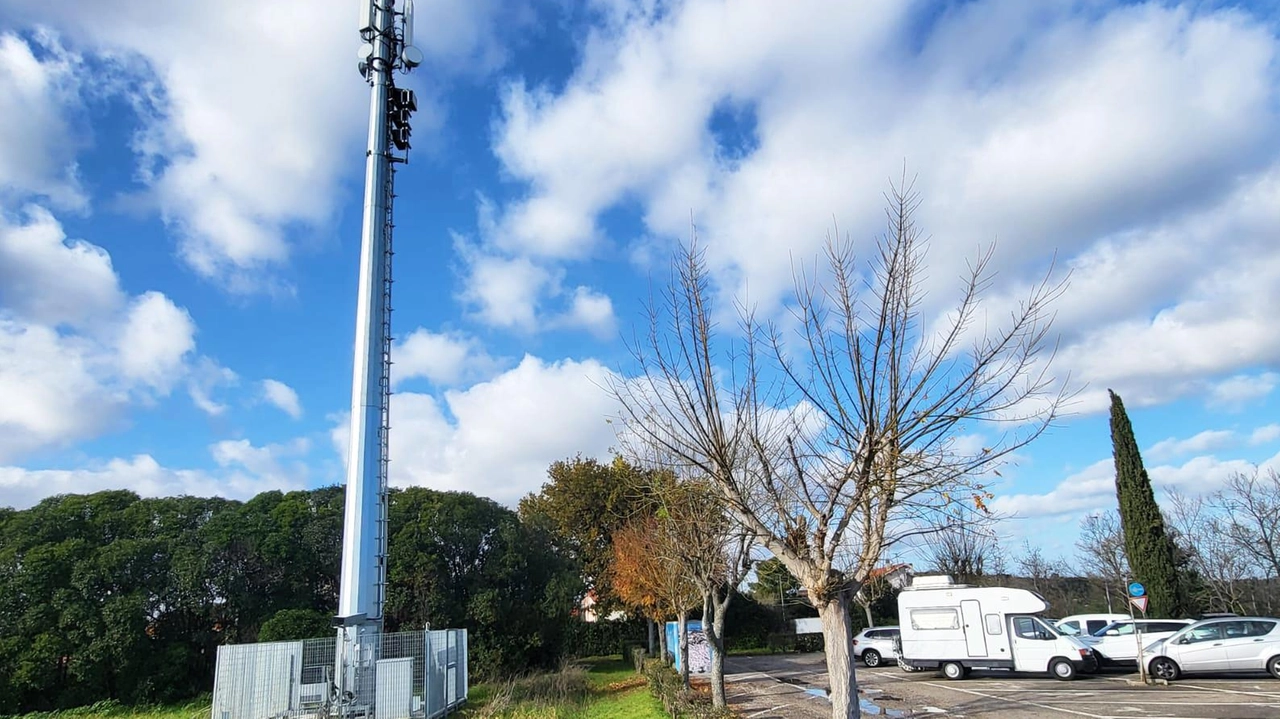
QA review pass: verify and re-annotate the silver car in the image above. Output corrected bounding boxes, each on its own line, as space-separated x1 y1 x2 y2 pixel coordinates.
1144 617 1280 680
853 626 900 668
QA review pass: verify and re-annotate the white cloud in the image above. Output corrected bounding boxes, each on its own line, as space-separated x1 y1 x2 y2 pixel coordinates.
1208 372 1279 409
333 355 619 505
562 286 617 339
0 208 200 460
990 449 1280 521
393 328 498 386
485 0 1280 408
1250 424 1280 446
0 318 124 462
115 291 196 391
0 31 87 210
1147 429 1236 462
4 0 519 291
458 248 554 331
188 357 238 416
261 379 303 419
0 438 310 509
0 204 122 327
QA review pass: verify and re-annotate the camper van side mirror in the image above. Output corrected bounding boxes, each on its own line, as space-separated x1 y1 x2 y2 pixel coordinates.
1105 630 1119 636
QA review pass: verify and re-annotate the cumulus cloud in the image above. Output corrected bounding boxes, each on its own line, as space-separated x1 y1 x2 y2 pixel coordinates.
0 208 200 460
0 31 87 210
1 0 521 292
990 449 1280 520
393 328 498 387
485 0 1280 408
561 287 617 339
0 437 310 510
333 355 619 505
261 379 303 419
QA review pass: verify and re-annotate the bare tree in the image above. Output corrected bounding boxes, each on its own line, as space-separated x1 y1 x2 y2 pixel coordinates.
1166 490 1252 614
923 503 1000 585
611 180 1071 719
1213 469 1280 579
1075 511 1129 612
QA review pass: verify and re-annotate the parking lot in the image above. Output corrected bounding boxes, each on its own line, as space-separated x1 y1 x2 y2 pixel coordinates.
723 653 1280 719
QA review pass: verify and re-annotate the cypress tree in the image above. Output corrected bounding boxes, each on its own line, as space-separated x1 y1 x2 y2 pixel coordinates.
1108 389 1187 617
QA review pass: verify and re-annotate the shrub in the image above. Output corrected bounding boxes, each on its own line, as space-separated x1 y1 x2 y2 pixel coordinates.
640 658 734 719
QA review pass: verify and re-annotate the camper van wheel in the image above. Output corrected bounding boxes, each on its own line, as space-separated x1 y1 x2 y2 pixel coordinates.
941 662 966 680
1050 659 1076 681
863 650 882 667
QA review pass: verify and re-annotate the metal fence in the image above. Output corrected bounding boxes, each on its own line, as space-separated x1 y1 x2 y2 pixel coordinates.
211 629 467 719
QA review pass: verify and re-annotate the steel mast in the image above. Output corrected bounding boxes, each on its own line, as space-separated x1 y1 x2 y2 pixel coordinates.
335 0 421 710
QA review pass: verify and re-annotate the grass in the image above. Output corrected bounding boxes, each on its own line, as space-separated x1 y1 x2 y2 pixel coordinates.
2 658 663 719
2 697 211 719
462 656 664 719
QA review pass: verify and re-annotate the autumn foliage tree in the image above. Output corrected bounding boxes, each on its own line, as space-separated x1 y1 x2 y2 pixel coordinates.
612 516 700 685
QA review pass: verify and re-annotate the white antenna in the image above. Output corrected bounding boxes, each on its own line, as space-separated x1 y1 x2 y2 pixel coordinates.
401 0 423 68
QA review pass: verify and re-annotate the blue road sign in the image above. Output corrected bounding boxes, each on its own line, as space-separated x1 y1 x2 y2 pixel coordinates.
1129 582 1146 597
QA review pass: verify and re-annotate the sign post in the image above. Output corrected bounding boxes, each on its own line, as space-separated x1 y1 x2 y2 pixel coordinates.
1128 582 1147 683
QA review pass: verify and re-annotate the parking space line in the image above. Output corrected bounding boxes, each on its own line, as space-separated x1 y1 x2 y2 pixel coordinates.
1176 683 1280 699
920 680 1114 718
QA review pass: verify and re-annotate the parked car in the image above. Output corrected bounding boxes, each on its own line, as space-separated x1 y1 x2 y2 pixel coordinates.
854 626 900 667
1143 617 1280 680
1054 613 1130 637
1078 619 1193 666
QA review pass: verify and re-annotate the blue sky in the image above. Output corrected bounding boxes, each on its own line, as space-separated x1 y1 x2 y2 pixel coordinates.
1 0 1279 559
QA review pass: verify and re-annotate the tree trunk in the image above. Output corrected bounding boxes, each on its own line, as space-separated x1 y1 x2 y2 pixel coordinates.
678 609 690 689
818 589 860 719
706 590 730 708
658 616 668 662
648 619 656 656
860 598 874 628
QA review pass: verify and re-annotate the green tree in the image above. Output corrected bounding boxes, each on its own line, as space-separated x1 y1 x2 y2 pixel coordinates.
1109 389 1190 617
749 558 801 606
518 456 658 614
259 609 334 641
386 487 581 679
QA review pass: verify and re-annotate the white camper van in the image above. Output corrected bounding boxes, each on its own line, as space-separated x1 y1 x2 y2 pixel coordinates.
897 575 1097 680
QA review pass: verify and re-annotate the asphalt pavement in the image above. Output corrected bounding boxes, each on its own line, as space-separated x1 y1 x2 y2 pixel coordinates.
723 652 1280 719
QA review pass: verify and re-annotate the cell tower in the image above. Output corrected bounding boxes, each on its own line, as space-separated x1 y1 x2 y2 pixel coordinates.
335 0 421 708
210 6 467 718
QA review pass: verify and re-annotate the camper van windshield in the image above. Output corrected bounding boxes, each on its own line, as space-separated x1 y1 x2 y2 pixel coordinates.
1013 616 1060 641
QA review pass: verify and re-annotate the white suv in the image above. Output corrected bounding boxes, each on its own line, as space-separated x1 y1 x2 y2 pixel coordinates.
1144 617 1280 680
1079 619 1192 666
853 626 900 668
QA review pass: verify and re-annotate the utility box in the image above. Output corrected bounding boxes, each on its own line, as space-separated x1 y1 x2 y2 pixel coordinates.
664 620 714 674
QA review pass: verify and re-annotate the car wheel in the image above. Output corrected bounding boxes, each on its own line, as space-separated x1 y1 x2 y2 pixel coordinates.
863 649 882 668
1150 657 1180 682
1050 659 1076 681
1267 655 1280 680
941 661 965 680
